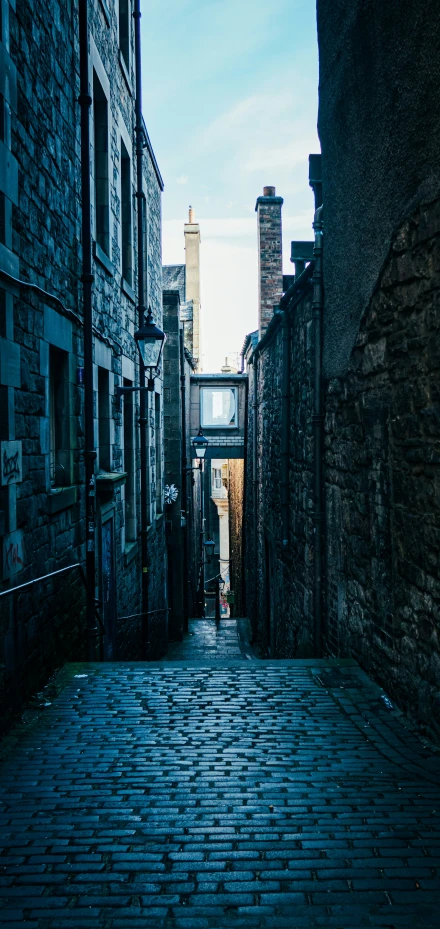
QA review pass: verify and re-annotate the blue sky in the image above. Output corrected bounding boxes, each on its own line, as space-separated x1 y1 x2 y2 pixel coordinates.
142 0 319 371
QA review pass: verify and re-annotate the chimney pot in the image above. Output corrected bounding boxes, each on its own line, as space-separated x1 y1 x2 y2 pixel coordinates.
188 205 195 223
263 186 276 197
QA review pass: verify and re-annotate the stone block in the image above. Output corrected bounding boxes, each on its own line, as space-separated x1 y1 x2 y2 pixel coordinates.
43 305 72 353
0 337 20 386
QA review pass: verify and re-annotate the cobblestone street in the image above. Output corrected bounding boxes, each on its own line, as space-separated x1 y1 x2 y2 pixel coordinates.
0 620 440 928
164 619 252 661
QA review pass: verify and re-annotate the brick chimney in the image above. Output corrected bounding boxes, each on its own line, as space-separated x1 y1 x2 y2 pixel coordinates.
184 205 201 369
255 186 284 337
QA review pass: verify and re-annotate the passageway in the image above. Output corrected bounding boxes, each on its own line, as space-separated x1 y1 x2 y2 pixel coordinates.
0 643 439 928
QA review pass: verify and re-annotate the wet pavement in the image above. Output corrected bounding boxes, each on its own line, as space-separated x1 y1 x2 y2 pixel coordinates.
0 621 440 927
164 618 252 661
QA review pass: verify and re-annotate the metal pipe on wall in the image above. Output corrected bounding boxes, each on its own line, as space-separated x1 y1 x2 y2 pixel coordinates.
78 0 97 661
133 0 149 656
179 327 189 632
280 305 290 550
311 205 324 656
252 356 258 637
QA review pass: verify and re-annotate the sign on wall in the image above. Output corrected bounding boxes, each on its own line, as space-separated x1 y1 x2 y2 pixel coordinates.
3 529 25 580
1 441 22 486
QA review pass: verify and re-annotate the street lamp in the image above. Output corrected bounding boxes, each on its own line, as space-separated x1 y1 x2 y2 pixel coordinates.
116 308 166 409
204 537 215 564
191 428 208 460
134 306 166 390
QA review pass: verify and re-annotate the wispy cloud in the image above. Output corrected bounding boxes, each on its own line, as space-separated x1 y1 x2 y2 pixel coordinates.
176 175 188 185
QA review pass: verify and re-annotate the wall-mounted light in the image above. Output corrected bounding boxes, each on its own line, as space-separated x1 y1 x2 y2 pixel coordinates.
134 306 166 390
204 537 215 564
191 428 208 461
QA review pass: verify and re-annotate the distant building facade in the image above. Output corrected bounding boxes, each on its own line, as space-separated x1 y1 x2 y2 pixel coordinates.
163 206 202 369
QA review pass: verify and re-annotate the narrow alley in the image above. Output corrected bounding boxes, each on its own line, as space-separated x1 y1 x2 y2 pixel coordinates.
0 618 439 928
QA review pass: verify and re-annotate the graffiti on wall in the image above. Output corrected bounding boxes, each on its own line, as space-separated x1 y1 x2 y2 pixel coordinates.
1 441 22 486
2 530 25 580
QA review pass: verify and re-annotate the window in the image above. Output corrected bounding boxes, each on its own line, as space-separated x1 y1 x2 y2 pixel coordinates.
119 0 130 68
155 393 162 514
93 73 109 255
201 387 237 428
123 380 136 542
98 367 110 472
49 346 69 487
120 140 132 285
213 468 222 490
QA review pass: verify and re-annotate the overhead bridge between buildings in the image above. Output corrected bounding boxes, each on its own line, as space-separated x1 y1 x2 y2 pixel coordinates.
190 373 248 459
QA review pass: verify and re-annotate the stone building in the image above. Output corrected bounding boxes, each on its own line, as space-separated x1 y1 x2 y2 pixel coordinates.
244 0 440 738
163 206 202 368
162 287 198 638
0 0 167 720
228 457 244 617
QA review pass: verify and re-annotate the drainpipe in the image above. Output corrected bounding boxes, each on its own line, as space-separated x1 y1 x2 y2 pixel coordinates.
252 355 258 637
133 0 149 656
78 0 97 661
179 327 189 632
280 304 290 550
312 205 324 656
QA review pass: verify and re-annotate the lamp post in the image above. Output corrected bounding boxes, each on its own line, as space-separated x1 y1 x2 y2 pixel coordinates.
191 429 208 616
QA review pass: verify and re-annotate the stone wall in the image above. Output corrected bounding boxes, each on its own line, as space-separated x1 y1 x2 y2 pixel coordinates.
317 0 440 379
228 457 244 617
325 197 440 738
0 0 167 717
244 276 315 656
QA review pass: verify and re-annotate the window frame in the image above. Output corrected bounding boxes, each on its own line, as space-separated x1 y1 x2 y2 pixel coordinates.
200 386 238 429
93 71 110 256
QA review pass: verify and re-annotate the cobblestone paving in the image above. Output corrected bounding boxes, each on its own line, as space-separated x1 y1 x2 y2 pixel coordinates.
165 619 246 661
1 657 440 928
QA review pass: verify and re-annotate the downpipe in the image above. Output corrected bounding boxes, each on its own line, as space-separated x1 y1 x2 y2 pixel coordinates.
179 328 189 632
78 0 97 661
252 356 258 637
133 0 149 656
280 305 290 551
312 206 324 656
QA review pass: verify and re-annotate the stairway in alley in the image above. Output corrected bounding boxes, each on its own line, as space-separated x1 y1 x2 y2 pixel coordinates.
164 618 252 661
0 620 439 928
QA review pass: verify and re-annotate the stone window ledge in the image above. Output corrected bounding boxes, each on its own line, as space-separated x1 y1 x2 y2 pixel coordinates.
96 471 127 494
124 539 138 566
47 486 77 515
93 241 113 277
121 276 136 303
